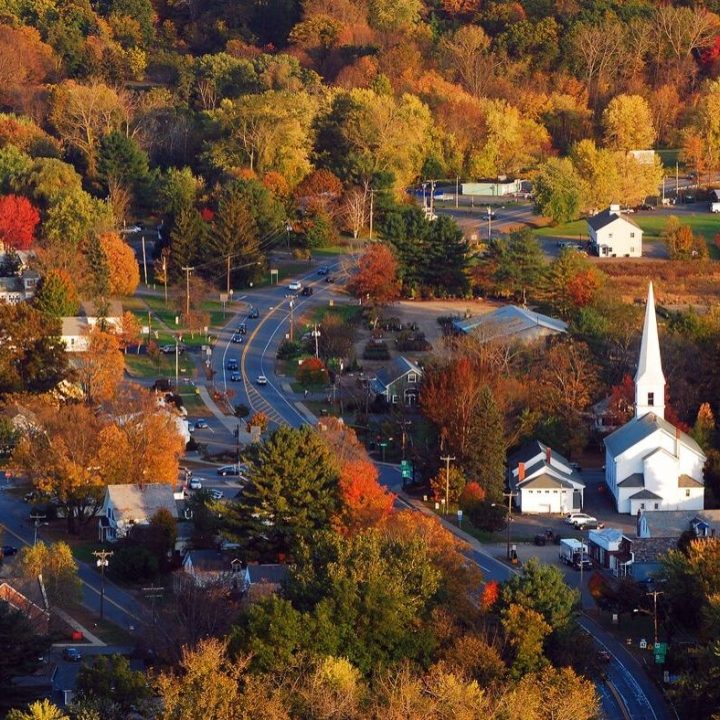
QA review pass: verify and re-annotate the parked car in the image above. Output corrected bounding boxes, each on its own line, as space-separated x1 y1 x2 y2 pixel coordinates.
217 465 239 477
635 203 655 211
195 420 209 429
160 344 184 354
534 529 555 546
325 276 334 283
1 545 18 556
288 281 302 291
301 286 313 296
256 375 268 386
23 491 38 503
248 307 259 319
188 478 203 490
119 225 142 235
209 489 224 500
231 334 243 344
230 371 241 382
63 647 82 662
565 512 596 526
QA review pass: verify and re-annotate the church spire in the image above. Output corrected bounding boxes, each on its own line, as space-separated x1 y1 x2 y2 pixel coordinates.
635 282 665 419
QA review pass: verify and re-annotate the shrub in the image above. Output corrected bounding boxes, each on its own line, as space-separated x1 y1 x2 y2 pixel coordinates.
460 481 486 510
396 331 431 351
234 403 250 418
277 339 302 360
466 501 506 532
362 341 390 360
296 357 329 386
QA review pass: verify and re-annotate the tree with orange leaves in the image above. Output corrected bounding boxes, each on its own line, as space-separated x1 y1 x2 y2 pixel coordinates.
74 328 125 403
99 232 140 296
337 458 395 532
347 243 400 308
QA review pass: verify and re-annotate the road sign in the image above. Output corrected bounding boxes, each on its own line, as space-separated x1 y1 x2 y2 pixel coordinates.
400 460 413 479
654 642 667 664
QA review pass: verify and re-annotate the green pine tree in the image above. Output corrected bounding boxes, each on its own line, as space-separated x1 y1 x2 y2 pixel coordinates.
98 131 150 199
423 215 469 296
85 234 109 303
220 426 339 559
465 386 506 503
168 207 206 282
33 270 79 317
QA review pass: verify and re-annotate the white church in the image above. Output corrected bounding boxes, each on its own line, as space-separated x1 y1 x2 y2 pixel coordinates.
604 283 706 514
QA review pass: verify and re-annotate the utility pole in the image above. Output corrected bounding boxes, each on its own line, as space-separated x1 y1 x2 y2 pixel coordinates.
647 590 664 646
161 252 168 305
675 162 679 197
440 455 455 515
369 190 374 241
181 266 194 317
312 324 320 359
141 236 148 286
143 586 164 627
289 299 295 341
92 549 113 620
503 491 518 560
30 512 46 546
456 177 460 209
226 255 232 294
175 334 182 388
398 419 412 461
429 179 436 216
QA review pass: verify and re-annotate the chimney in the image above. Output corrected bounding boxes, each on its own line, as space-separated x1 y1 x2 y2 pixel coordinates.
609 204 621 215
518 462 525 481
546 446 552 464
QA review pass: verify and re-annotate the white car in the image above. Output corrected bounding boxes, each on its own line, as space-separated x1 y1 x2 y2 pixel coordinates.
119 225 142 235
565 513 597 527
209 489 224 500
288 281 302 291
256 375 268 386
188 478 203 490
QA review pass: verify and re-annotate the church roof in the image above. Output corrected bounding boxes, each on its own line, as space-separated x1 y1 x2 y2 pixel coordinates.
604 412 704 459
635 282 665 386
587 208 642 232
628 489 663 500
678 474 703 488
617 473 644 487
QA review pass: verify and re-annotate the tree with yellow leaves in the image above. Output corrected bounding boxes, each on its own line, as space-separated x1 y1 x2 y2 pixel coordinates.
74 328 125 403
99 232 140 296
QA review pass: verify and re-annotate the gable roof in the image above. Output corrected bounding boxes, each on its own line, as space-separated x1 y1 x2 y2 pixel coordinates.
590 527 625 545
628 488 663 500
185 550 238 573
246 564 289 585
587 208 641 232
508 440 584 491
508 439 571 471
617 473 644 487
61 316 91 337
520 473 578 490
373 356 422 390
678 474 703 488
80 299 123 319
453 305 567 338
643 509 720 537
105 483 178 523
627 536 677 564
604 412 704 459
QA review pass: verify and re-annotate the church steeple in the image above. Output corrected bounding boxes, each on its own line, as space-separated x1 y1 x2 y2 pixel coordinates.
635 282 665 419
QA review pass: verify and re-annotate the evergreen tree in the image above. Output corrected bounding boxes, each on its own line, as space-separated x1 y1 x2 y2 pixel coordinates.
220 426 339 559
168 207 206 282
85 234 109 302
33 269 80 317
98 131 150 199
491 229 547 304
0 602 50 689
423 215 469 296
465 386 506 503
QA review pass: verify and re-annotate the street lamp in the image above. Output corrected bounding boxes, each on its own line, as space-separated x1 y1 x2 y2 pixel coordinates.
93 549 113 620
502 491 518 561
29 511 46 546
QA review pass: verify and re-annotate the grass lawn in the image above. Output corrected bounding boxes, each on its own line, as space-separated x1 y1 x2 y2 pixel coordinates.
309 302 362 325
177 388 210 416
64 602 135 645
125 352 196 379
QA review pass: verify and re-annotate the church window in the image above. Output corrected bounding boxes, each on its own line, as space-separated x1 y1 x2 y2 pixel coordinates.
640 503 645 509
654 503 659 509
648 392 654 406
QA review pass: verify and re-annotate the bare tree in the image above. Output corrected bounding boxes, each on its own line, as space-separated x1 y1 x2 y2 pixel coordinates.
343 188 366 240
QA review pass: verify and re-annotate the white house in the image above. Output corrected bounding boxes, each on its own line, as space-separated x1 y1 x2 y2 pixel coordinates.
453 305 567 344
0 269 40 304
604 283 706 514
80 299 124 331
587 205 643 258
61 316 92 352
461 179 524 196
98 483 179 542
508 440 585 514
61 299 125 352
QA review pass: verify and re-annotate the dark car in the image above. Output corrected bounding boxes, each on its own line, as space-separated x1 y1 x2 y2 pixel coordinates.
226 359 239 371
301 286 313 296
248 307 259 319
318 266 329 276
534 533 548 546
237 323 247 335
231 334 243 344
325 276 334 283
63 647 82 662
1 545 18 556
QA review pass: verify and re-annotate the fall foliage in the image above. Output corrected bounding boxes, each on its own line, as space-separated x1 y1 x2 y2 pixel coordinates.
99 232 141 296
0 194 39 250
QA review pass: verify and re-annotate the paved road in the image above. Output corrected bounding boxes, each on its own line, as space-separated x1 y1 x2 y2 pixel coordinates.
0 476 146 633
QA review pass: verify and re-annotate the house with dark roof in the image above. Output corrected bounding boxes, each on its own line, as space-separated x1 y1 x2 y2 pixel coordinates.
370 356 422 407
242 564 289 603
587 205 643 257
0 268 40 304
508 440 585 514
587 528 627 574
642 510 720 539
452 305 567 344
180 550 243 588
605 284 706 514
0 576 50 634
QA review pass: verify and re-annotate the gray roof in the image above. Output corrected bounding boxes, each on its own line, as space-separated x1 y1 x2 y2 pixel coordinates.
643 510 720 538
587 208 641 232
520 473 577 490
106 483 178 522
61 316 90 336
373 356 422 391
509 440 583 491
508 439 571 471
185 550 238 572
617 473 644 487
453 305 567 338
628 489 663 500
80 299 123 319
591 527 624 544
628 537 677 564
246 564 288 585
604 413 704 459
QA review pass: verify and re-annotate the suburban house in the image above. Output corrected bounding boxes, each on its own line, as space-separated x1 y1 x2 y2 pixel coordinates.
605 284 706 514
614 535 678 581
180 550 243 588
242 564 289 603
79 299 124 331
61 299 124 352
587 205 643 258
0 268 40 304
587 528 627 575
0 577 50 633
453 305 567 344
98 483 179 542
507 440 585 514
371 356 423 406
61 316 92 352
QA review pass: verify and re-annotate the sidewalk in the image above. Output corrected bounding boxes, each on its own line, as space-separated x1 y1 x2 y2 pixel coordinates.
196 385 253 443
53 608 104 647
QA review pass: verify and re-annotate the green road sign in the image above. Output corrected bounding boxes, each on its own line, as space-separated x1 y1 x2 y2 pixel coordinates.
654 642 667 664
401 460 413 478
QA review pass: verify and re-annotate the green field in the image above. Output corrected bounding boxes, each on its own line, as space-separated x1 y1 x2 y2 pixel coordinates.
124 351 196 379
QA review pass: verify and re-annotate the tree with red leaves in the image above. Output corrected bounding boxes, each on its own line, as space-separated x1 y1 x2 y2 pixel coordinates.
337 458 395 532
0 194 39 250
347 243 400 307
480 580 500 610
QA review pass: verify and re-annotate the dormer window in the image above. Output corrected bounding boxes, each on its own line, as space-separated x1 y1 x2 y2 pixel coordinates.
407 373 417 383
648 392 654 406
